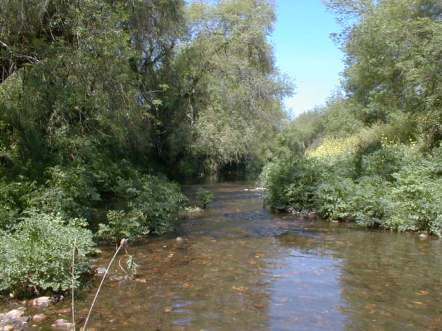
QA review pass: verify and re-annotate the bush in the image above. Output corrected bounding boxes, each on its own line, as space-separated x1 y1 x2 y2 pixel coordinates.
387 163 442 235
315 176 355 220
97 174 186 240
0 212 94 296
262 139 442 236
97 210 146 242
0 180 36 230
29 166 101 220
348 176 391 227
196 188 214 209
261 157 323 210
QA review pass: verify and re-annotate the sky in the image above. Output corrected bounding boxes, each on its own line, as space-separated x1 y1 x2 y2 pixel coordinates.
272 0 345 117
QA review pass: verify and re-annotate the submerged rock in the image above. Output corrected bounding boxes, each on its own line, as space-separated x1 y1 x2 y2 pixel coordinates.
32 313 47 322
4 309 25 320
419 233 429 240
0 307 29 331
95 267 107 276
51 319 74 330
31 296 52 308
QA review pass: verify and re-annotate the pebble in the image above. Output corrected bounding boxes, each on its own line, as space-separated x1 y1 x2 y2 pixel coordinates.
95 267 107 275
31 296 51 308
32 314 47 322
0 307 29 331
4 309 25 319
419 233 429 240
51 319 74 330
176 237 184 243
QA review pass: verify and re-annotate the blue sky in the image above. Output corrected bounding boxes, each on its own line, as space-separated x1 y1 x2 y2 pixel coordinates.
272 0 345 117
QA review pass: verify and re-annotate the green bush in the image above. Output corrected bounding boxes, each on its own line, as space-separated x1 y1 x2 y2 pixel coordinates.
0 180 36 230
315 176 355 220
98 174 186 240
128 175 186 235
262 141 442 236
262 158 323 210
196 188 214 209
0 212 94 296
348 176 391 227
97 210 146 242
387 163 442 235
28 166 101 221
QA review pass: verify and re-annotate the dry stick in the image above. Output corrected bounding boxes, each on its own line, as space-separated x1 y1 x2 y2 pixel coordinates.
71 239 77 331
82 239 128 331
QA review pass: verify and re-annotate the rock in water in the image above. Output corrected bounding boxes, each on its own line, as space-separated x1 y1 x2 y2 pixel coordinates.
32 314 47 322
51 319 74 330
419 233 429 240
31 296 52 308
0 307 29 331
95 267 107 275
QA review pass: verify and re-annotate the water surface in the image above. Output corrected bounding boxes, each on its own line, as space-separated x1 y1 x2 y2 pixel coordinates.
23 183 442 330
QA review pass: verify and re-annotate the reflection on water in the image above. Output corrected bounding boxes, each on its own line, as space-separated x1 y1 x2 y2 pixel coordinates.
20 183 442 330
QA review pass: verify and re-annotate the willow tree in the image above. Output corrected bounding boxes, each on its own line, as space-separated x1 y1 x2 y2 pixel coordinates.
325 0 442 146
163 0 292 175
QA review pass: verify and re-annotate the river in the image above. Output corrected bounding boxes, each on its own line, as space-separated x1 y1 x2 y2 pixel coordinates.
21 182 442 330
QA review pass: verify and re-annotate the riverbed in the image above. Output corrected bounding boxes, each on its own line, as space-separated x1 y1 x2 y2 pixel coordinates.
11 183 442 330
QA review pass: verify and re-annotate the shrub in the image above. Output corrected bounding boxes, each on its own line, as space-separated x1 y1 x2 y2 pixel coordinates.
0 180 36 230
348 176 391 227
0 212 94 296
196 188 214 209
262 138 442 236
315 176 355 220
128 175 186 235
29 166 101 220
98 174 186 239
387 163 442 235
360 143 419 180
261 157 323 210
97 210 146 242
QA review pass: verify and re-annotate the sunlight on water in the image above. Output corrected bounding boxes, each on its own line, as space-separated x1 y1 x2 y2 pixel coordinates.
13 183 441 331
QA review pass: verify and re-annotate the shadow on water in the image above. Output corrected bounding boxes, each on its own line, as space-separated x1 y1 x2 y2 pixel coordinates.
20 182 442 330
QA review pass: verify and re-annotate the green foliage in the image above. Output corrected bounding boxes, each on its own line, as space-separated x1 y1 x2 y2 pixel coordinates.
0 179 36 230
97 210 146 242
98 175 186 241
386 161 442 235
30 166 101 220
0 0 288 297
262 157 323 209
315 176 355 220
263 0 442 236
0 212 94 296
263 140 442 236
127 175 186 235
196 188 214 209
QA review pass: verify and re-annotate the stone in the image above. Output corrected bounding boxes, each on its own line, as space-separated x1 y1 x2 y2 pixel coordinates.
0 307 29 331
419 233 429 240
51 319 74 330
5 309 25 319
31 296 51 308
32 314 47 322
176 236 184 243
95 267 107 275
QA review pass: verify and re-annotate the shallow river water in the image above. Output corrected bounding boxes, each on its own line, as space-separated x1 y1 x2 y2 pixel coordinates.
16 183 442 330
